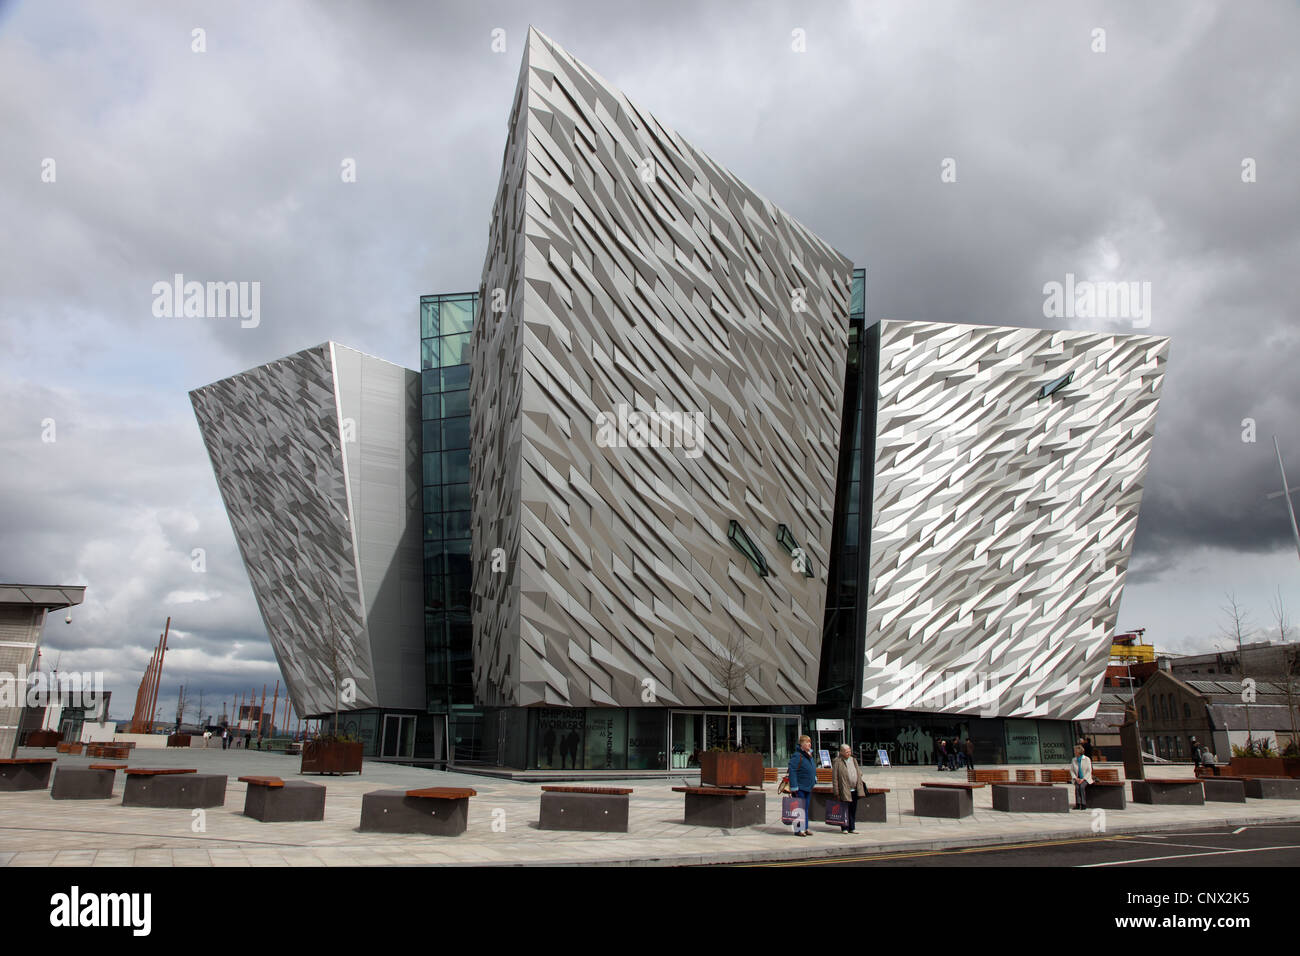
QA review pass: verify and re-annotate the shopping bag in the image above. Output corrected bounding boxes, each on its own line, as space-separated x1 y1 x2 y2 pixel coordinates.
781 795 804 826
825 799 850 827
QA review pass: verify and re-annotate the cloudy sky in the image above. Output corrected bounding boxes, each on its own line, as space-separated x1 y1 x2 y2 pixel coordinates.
1 0 1297 725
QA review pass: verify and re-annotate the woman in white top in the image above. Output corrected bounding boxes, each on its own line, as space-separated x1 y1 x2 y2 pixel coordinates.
1068 743 1094 810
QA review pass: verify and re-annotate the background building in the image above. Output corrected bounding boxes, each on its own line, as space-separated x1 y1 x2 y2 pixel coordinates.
0 584 85 758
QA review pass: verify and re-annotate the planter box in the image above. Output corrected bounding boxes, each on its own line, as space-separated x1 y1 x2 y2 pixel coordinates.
1228 757 1300 779
167 734 192 748
300 741 363 775
25 730 62 748
699 752 764 789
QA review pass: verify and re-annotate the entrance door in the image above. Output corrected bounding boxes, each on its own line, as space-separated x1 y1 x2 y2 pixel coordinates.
381 715 415 758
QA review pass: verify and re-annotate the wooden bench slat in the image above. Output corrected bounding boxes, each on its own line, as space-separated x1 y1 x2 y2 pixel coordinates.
404 787 476 799
539 785 633 795
87 763 128 770
238 775 285 788
672 786 751 796
123 768 197 776
0 758 56 765
923 781 984 789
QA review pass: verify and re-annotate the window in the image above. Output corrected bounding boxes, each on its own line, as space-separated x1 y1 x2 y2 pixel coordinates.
1140 705 1148 723
1183 702 1191 718
727 520 769 576
775 523 813 577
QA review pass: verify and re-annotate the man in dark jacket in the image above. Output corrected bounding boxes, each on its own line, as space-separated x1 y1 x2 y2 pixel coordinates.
964 736 976 772
786 735 818 836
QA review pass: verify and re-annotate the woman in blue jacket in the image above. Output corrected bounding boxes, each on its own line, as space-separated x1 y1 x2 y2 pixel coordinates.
787 734 818 836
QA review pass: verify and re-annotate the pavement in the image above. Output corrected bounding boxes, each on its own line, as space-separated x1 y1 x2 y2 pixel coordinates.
3 748 1298 866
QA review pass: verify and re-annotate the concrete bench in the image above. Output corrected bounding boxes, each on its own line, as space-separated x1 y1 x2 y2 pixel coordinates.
1085 780 1127 809
239 776 326 822
672 786 766 828
1242 777 1300 800
915 781 983 818
360 787 476 835
50 763 126 800
1131 778 1204 806
0 758 55 791
810 786 890 824
1199 777 1247 803
538 785 632 832
991 782 1069 813
123 768 227 808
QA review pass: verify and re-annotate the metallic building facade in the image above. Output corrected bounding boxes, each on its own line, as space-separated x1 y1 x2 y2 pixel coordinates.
191 343 425 718
472 27 854 709
857 321 1169 721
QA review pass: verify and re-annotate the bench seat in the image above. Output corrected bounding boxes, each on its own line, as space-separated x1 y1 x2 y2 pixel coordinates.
991 782 1068 813
1131 778 1204 806
360 787 476 835
0 758 55 791
539 786 633 832
241 777 325 822
673 786 765 828
51 765 120 800
123 771 226 808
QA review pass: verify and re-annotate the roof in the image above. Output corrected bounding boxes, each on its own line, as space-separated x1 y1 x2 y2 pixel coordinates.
1206 703 1298 731
0 585 86 610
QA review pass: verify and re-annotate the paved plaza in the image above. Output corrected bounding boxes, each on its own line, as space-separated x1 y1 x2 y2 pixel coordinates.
3 748 1298 866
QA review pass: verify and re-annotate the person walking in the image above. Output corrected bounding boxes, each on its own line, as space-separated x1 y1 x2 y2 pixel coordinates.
964 736 975 772
221 728 229 750
787 734 818 837
1069 743 1093 810
1189 736 1201 768
947 737 958 771
935 738 948 771
831 744 868 834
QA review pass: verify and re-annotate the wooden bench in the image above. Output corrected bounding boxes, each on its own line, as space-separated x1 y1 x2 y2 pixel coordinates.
1094 767 1121 782
56 742 84 755
809 786 891 825
85 743 132 760
672 785 765 828
967 769 1009 783
0 758 56 791
1131 778 1204 806
51 762 125 800
539 785 634 832
1015 769 1038 782
239 775 325 822
990 781 1069 813
915 781 982 818
360 787 477 835
123 768 226 809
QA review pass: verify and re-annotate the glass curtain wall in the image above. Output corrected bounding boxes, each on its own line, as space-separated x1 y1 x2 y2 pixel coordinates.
421 292 478 760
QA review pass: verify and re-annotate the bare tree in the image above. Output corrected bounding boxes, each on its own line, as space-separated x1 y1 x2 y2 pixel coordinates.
707 633 756 751
1221 591 1255 750
1272 588 1300 756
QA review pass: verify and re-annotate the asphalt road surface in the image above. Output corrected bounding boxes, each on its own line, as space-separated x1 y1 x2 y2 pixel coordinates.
735 824 1300 867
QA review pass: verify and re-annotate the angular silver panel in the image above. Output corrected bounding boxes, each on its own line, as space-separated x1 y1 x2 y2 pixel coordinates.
860 321 1169 720
472 28 853 708
190 343 424 716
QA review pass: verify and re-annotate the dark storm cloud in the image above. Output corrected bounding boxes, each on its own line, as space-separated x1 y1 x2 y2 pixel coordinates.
2 0 1298 710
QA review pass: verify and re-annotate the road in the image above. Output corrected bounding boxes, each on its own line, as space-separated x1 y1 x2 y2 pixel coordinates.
732 823 1300 866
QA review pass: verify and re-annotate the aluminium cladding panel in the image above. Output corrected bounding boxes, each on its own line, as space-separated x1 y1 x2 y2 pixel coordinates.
859 320 1169 721
189 343 380 716
330 345 425 711
0 606 42 758
472 28 853 709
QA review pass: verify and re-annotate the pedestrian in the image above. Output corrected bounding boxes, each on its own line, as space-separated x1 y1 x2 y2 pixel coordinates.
947 737 958 771
221 728 229 750
964 736 975 772
1189 736 1201 768
1080 736 1094 760
936 738 947 771
786 734 818 837
1068 743 1093 810
831 744 867 834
